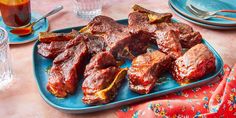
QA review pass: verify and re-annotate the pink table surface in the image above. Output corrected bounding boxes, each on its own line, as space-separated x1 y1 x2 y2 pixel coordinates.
0 0 236 117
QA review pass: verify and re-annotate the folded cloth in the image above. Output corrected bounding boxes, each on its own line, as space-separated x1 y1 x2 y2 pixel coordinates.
117 64 236 117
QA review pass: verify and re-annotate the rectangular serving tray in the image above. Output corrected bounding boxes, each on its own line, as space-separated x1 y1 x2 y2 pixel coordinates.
33 19 223 114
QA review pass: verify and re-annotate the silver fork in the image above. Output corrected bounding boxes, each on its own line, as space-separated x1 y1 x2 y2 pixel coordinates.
186 5 236 22
190 5 236 16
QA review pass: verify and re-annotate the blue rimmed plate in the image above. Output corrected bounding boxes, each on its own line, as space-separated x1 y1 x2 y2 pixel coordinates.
169 2 236 30
170 0 236 27
33 19 223 114
0 12 49 44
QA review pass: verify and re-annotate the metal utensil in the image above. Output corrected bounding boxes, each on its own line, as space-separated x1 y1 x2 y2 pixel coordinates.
10 5 63 37
186 5 236 22
190 5 236 16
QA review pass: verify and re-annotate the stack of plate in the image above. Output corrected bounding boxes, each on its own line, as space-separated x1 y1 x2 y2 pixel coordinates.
169 0 236 30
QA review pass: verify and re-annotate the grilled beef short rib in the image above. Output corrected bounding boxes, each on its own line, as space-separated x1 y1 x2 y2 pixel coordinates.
81 15 153 60
47 35 89 98
128 50 172 94
82 52 125 105
37 41 68 59
172 44 216 85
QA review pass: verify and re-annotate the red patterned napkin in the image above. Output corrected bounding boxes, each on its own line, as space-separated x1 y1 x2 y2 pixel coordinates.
117 64 236 117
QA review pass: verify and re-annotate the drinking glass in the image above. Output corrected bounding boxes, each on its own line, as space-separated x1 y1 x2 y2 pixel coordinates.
73 0 103 20
0 27 13 90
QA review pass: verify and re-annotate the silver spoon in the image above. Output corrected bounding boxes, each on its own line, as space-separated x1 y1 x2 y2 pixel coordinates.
10 5 64 36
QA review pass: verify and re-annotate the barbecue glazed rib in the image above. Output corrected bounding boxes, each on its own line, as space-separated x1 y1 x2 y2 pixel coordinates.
129 5 202 49
128 11 183 59
132 4 172 23
128 50 172 94
128 5 173 44
156 22 202 48
37 30 80 59
179 31 202 48
82 66 122 105
80 15 151 60
128 12 157 33
37 41 68 59
84 52 117 78
155 23 201 57
128 5 200 60
80 15 133 59
38 33 106 59
155 30 182 59
171 44 216 85
47 35 89 98
82 52 127 105
81 34 107 56
39 30 78 43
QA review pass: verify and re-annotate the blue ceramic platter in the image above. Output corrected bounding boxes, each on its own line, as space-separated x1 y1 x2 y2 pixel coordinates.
0 12 49 44
170 0 236 26
169 2 236 30
33 19 223 114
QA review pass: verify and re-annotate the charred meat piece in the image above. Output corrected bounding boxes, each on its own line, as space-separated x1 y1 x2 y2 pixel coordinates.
82 67 120 105
157 22 202 48
38 33 106 59
37 41 68 59
80 16 133 59
129 5 200 49
82 34 107 56
157 22 193 34
128 5 177 53
179 31 202 48
128 12 157 46
84 52 117 78
172 44 216 85
128 50 172 94
47 35 89 98
63 33 107 56
82 52 127 105
81 15 151 60
128 31 153 56
155 30 182 59
132 4 172 23
128 12 157 33
80 16 127 34
128 6 173 44
39 30 78 43
129 4 172 32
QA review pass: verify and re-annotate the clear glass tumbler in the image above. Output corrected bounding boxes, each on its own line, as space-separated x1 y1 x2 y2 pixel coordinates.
0 27 13 90
73 0 102 20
